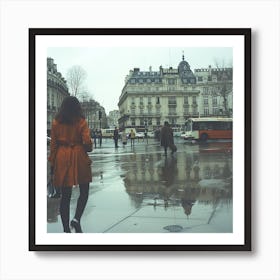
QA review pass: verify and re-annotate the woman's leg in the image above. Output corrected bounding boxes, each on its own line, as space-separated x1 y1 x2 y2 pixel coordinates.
70 183 89 233
74 183 89 222
60 186 72 232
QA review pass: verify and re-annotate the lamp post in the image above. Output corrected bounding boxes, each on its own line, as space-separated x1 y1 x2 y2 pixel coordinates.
99 110 102 129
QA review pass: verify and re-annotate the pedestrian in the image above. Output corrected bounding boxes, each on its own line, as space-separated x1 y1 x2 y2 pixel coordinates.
160 121 177 156
98 129 102 147
48 96 92 233
121 129 127 147
91 129 97 148
113 126 119 148
130 129 136 146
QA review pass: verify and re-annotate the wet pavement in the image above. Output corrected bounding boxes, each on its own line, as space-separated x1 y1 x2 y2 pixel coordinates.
47 138 233 233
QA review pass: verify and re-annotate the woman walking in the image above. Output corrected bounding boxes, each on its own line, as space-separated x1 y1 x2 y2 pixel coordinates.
48 96 93 233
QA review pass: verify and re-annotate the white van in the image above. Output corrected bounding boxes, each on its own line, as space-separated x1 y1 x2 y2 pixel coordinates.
101 128 114 138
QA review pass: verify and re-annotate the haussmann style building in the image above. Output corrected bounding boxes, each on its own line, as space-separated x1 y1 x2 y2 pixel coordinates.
118 55 232 132
47 57 70 135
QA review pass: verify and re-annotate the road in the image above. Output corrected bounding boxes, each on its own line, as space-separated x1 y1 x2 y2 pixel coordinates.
47 137 233 233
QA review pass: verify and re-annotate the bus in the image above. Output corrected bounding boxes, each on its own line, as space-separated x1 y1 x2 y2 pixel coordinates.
183 118 232 141
101 128 114 138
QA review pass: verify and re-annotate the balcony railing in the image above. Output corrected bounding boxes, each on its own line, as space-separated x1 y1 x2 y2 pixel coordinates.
128 112 161 117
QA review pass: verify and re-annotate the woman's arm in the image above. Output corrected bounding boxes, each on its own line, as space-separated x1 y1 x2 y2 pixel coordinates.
81 119 93 152
48 120 58 167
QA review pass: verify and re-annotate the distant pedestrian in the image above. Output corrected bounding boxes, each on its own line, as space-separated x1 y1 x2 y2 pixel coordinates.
129 129 136 146
98 130 102 147
48 96 92 233
91 129 97 148
121 130 127 147
113 127 119 148
155 128 161 141
160 121 176 156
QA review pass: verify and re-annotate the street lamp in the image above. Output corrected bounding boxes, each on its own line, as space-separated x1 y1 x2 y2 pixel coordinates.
98 110 102 129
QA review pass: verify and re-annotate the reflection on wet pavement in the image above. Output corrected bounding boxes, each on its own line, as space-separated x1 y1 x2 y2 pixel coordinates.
47 139 233 233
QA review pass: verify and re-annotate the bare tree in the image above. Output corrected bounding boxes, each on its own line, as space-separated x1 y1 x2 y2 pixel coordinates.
79 86 92 102
213 58 232 117
66 65 87 97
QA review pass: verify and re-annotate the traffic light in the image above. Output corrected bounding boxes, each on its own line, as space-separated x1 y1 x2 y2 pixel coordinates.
98 110 102 120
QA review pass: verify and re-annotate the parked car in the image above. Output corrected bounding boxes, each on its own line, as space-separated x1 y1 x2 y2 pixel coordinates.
147 131 155 138
173 131 183 137
135 132 145 139
47 136 51 145
180 132 188 139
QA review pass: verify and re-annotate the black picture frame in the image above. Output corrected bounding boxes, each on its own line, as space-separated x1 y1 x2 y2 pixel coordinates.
29 28 251 251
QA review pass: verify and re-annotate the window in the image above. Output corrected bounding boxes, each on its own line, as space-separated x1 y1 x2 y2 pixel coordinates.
204 108 209 116
51 93 54 107
140 97 143 105
156 118 161 126
131 118 135 126
212 96 217 106
203 97 208 105
170 118 176 125
213 107 219 115
184 96 189 104
192 96 197 104
47 92 50 107
168 78 175 85
156 97 160 104
193 121 232 130
203 87 208 94
131 97 135 105
169 107 176 115
184 107 189 114
156 107 160 114
148 97 152 104
168 96 176 105
198 76 203 81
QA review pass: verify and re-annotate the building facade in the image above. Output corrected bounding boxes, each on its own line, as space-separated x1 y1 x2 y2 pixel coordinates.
107 110 121 128
81 99 107 130
118 56 232 131
47 57 70 134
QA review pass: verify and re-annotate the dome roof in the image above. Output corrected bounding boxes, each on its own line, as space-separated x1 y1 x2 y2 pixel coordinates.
178 55 196 84
178 56 190 71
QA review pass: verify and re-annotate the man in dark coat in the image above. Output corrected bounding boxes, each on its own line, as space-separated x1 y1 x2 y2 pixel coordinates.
113 127 119 148
160 121 176 156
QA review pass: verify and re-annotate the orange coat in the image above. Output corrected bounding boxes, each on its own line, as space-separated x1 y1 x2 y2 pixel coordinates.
48 118 92 187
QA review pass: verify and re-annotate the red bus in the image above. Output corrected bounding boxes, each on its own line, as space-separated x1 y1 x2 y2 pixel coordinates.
183 118 232 141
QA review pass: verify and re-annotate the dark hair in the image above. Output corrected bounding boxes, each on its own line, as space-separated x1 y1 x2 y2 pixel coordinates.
55 96 84 124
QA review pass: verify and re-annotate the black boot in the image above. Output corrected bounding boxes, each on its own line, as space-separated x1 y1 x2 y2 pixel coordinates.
70 219 83 233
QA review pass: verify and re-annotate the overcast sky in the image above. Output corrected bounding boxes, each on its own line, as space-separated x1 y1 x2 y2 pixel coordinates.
47 47 232 113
